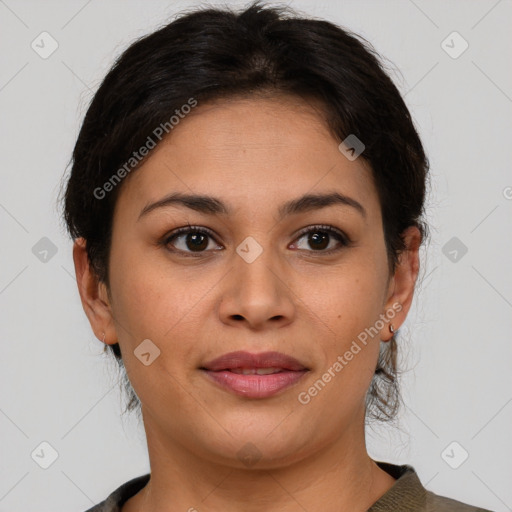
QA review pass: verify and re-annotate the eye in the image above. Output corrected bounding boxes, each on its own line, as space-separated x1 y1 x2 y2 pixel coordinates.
161 223 351 257
291 224 350 254
163 225 222 256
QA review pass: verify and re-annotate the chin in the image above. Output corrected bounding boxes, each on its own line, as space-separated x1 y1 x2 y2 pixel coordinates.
192 419 314 469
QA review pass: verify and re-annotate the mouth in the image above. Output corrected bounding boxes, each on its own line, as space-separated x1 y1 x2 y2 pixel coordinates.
200 351 309 399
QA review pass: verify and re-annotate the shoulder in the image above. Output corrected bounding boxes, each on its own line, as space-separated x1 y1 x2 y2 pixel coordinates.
369 461 494 512
82 474 150 512
424 489 495 511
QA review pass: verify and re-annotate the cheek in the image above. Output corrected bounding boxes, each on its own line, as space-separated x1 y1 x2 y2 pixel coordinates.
110 238 176 331
109 258 206 409
293 254 388 406
296 268 384 421
108 246 215 364
299 260 386 338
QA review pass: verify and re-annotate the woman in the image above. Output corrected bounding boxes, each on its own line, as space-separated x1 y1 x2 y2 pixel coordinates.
61 2 492 511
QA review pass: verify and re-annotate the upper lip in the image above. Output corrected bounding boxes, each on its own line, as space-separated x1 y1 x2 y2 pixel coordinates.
201 351 308 372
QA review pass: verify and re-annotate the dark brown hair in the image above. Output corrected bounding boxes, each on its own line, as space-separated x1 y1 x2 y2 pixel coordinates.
59 1 429 423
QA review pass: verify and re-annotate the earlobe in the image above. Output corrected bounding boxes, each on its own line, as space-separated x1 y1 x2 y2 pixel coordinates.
72 237 117 345
380 226 421 341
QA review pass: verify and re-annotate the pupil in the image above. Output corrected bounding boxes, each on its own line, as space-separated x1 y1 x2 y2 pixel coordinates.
183 231 330 252
309 232 328 250
187 233 208 251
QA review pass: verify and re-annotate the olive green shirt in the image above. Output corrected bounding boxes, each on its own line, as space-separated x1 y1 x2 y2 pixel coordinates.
84 461 494 511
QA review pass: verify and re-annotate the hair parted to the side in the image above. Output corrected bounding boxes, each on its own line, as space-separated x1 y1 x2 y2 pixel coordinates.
59 1 429 423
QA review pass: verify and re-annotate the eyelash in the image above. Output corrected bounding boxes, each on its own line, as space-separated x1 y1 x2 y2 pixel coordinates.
161 223 351 258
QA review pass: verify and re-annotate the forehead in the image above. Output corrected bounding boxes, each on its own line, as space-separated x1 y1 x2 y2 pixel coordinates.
115 96 379 223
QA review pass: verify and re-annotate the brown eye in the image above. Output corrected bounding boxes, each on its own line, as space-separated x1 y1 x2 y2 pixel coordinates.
292 225 349 253
307 231 329 250
164 227 221 255
182 232 209 251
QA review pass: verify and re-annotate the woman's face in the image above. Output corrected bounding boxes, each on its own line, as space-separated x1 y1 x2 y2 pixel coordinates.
77 95 419 468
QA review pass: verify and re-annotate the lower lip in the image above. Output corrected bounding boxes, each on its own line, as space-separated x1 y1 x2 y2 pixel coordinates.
202 370 308 398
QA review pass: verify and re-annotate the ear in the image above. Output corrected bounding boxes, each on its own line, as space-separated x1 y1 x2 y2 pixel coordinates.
72 237 117 345
380 226 421 342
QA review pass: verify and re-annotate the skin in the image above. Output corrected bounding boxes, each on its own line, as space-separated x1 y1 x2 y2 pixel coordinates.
73 95 421 512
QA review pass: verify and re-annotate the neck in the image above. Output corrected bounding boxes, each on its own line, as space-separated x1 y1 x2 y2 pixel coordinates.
123 411 396 512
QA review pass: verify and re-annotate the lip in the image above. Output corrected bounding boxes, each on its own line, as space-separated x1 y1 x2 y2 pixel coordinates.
200 351 309 399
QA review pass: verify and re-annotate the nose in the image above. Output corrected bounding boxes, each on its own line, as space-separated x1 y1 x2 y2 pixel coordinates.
218 246 296 331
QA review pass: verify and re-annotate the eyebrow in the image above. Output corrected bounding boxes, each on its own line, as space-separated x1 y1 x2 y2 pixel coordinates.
137 191 366 221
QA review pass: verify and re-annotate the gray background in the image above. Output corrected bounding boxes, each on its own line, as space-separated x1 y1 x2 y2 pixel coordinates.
0 0 511 510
